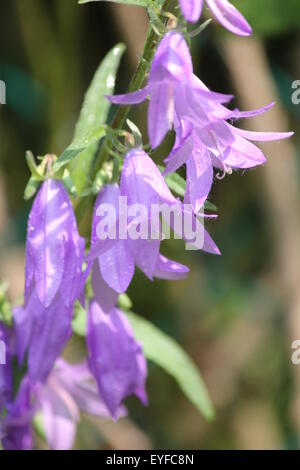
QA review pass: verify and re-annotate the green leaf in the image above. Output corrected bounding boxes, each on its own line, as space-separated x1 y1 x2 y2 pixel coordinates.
24 177 40 200
55 43 125 191
33 412 46 440
127 311 215 420
54 125 106 173
0 282 12 326
68 43 125 194
118 293 133 311
163 171 186 198
71 305 214 419
204 200 217 212
25 151 42 179
72 301 87 337
79 0 151 7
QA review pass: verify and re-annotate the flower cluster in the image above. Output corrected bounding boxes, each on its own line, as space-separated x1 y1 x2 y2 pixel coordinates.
0 1 293 451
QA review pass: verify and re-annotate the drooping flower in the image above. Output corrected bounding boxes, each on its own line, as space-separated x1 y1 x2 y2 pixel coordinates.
33 359 126 450
164 107 294 213
179 0 252 35
108 32 233 149
87 148 221 293
87 298 147 419
1 359 125 450
14 179 85 383
87 172 191 295
108 32 293 213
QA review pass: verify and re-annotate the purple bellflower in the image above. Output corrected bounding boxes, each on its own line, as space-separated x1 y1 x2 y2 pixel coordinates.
1 359 125 450
179 0 252 35
108 32 234 149
14 179 85 383
87 148 220 294
109 32 293 214
164 104 294 213
87 298 147 419
84 260 148 418
33 359 126 450
87 158 191 294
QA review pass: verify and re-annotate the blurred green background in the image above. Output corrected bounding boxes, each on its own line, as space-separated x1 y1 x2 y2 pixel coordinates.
0 0 300 450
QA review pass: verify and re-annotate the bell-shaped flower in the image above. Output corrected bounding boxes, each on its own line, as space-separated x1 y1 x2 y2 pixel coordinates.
87 151 191 295
87 299 147 419
14 179 85 383
1 358 126 450
107 32 233 149
164 105 294 213
179 0 252 35
33 359 126 450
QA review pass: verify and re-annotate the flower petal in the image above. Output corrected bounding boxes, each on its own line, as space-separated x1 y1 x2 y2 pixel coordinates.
224 132 267 168
121 149 178 207
128 238 160 280
107 86 150 105
179 0 203 23
206 0 252 36
230 102 275 120
154 254 189 280
27 290 72 383
13 305 35 366
53 359 127 419
186 141 213 213
92 261 118 313
150 32 193 82
87 302 147 419
38 383 78 451
27 180 69 308
99 240 135 294
164 120 193 175
230 125 294 142
148 84 174 148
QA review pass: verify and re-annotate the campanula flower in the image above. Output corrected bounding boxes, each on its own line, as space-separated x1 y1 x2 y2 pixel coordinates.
1 359 125 450
33 359 126 450
108 32 233 149
14 179 85 383
87 299 147 419
179 0 252 36
87 155 191 294
164 105 294 213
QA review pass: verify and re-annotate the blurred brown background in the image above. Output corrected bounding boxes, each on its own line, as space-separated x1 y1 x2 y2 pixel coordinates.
0 0 300 450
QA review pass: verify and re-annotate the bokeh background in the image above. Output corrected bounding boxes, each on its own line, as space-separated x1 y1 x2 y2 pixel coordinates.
1 0 300 450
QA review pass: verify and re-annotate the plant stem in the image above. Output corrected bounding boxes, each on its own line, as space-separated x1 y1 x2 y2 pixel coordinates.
76 0 172 224
95 0 172 173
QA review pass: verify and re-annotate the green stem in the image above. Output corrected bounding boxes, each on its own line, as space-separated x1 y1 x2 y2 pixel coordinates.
76 0 172 224
95 0 172 172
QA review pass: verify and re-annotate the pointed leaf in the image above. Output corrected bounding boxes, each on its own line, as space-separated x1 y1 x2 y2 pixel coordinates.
69 43 126 194
127 311 215 420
